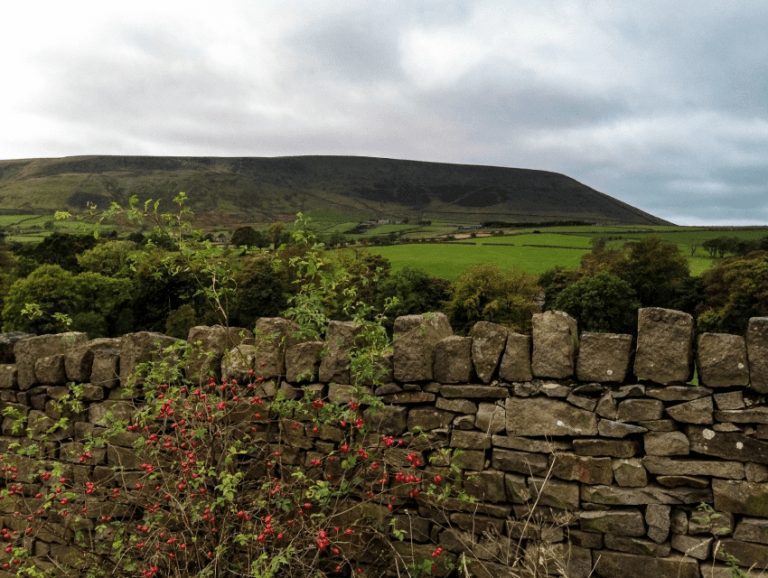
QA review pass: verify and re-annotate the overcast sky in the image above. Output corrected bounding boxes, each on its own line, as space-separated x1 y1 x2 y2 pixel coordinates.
1 1 767 225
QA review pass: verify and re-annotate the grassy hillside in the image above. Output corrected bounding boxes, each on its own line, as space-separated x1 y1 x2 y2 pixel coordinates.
0 155 669 227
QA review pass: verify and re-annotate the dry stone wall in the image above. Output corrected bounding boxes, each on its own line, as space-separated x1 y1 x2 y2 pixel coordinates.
1 308 768 577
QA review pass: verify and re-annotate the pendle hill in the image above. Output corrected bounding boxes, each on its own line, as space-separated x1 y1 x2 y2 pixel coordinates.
0 155 668 226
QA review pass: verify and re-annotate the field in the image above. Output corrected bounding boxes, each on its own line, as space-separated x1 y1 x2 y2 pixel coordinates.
367 226 768 279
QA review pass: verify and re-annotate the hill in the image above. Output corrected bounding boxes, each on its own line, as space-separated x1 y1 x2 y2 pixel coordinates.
0 155 670 226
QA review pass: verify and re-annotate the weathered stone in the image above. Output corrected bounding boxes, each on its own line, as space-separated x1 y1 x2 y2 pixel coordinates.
700 566 762 578
88 401 134 427
688 508 734 536
463 470 506 503
644 431 690 456
469 321 508 383
90 350 120 388
14 332 88 389
603 534 671 557
612 458 647 487
119 331 180 386
492 435 570 453
0 332 30 363
617 398 664 422
64 337 122 383
317 320 358 383
645 504 670 543
498 333 532 382
531 310 578 378
573 439 639 458
715 407 768 424
670 534 712 560
451 449 486 471
644 455 745 479
436 397 477 414
221 344 259 381
541 382 571 397
285 341 323 383
393 313 453 382
746 462 768 482
713 480 768 517
513 381 542 396
328 383 372 404
596 392 618 419
638 419 676 432
408 408 453 431
566 392 597 412
475 402 505 434
666 396 713 424
0 364 17 389
528 476 580 510
568 529 603 549
439 384 509 399
714 391 745 410
250 317 299 379
598 419 648 438
670 509 688 535
582 484 711 505
715 539 768 568
34 354 66 385
646 384 712 401
688 426 768 465
593 551 700 578
433 336 472 384
734 518 768 545
611 383 646 399
506 398 598 437
491 449 549 475
634 307 694 384
504 473 531 503
551 453 613 485
697 333 749 387
451 430 491 450
186 326 250 384
364 405 407 435
579 510 645 537
747 317 768 393
576 332 633 383
381 390 435 404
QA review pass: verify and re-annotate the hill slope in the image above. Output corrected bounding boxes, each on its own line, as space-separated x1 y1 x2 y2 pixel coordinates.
0 155 669 226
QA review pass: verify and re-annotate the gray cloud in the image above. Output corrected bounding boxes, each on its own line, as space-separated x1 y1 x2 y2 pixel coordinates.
1 1 767 224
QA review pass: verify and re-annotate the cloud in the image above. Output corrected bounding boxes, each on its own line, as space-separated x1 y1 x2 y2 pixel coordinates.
0 1 766 224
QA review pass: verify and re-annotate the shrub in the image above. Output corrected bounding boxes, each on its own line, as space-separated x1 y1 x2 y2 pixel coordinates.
553 271 639 333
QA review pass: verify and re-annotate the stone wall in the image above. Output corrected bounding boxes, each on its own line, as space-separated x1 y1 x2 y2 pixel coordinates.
1 308 768 577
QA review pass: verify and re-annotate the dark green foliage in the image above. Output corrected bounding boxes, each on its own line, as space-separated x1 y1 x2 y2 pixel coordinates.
229 256 290 327
231 226 268 248
14 232 97 271
553 272 639 333
446 264 539 332
374 267 452 321
698 252 768 333
538 267 582 311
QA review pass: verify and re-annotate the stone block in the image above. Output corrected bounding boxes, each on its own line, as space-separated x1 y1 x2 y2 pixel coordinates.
531 310 578 378
475 402 505 435
688 426 768 464
450 430 491 450
715 407 768 424
221 344 259 381
119 331 180 386
88 401 135 427
433 336 472 384
646 384 712 401
251 317 299 379
579 510 645 536
436 397 477 414
0 365 17 389
439 384 509 399
527 476 580 510
603 534 671 557
670 534 712 560
363 405 407 435
14 332 88 389
576 332 632 383
551 453 613 485
492 435 570 453
644 431 690 456
90 350 120 388
187 325 251 383
713 480 768 517
34 354 67 385
634 308 694 384
408 408 453 431
612 458 647 487
715 539 768 568
64 337 122 383
734 518 768 545
463 470 506 503
697 333 749 387
573 439 639 458
593 552 700 578
506 397 598 437
491 449 549 475
617 398 663 422
393 313 453 382
469 321 508 383
747 317 768 393
666 396 713 424
582 484 711 506
714 391 745 410
285 341 323 383
0 332 31 363
644 455 745 479
598 419 647 438
318 320 360 384
498 333 532 382
645 504 670 543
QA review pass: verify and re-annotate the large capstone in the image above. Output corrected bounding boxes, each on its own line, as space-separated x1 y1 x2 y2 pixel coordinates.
119 332 181 386
469 321 508 383
319 320 360 384
634 308 694 384
747 317 768 393
14 332 89 390
187 325 252 384
531 310 578 379
576 332 633 383
393 313 453 382
697 333 749 387
498 333 532 382
433 336 473 384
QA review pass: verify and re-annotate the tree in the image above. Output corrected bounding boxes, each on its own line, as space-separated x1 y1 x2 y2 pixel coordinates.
229 254 290 327
446 264 539 332
77 240 138 276
374 267 452 322
553 271 639 333
612 237 690 308
230 226 267 248
14 232 98 271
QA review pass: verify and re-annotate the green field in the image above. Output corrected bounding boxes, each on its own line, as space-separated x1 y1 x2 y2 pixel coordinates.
367 227 768 279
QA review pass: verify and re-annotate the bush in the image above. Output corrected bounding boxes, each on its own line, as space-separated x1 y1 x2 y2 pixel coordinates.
553 271 639 333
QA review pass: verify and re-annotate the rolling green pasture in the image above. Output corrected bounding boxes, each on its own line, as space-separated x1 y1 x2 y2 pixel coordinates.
367 227 768 280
